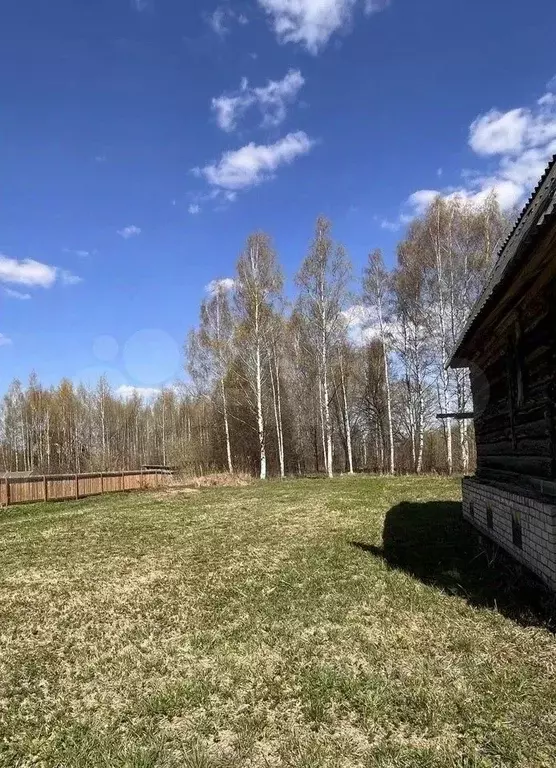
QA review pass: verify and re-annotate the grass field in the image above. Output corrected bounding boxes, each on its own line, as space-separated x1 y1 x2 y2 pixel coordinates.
1 476 556 768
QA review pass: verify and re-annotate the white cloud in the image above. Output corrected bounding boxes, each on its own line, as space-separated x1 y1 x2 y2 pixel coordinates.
254 69 305 128
407 189 439 216
209 7 229 35
188 204 201 215
4 288 31 300
469 92 556 158
341 304 396 346
469 108 529 156
379 218 403 232
63 248 92 258
60 270 83 286
208 6 247 36
257 0 390 54
116 385 161 400
0 254 57 288
538 92 556 108
212 80 252 132
198 131 314 191
212 70 305 132
389 83 556 224
117 225 142 239
206 277 235 296
0 333 13 347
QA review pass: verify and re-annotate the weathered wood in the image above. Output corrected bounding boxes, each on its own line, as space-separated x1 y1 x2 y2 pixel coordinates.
477 438 552 457
0 469 171 508
480 454 553 478
436 412 474 420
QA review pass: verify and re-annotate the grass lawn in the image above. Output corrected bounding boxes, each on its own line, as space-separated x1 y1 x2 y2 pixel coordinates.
1 476 556 768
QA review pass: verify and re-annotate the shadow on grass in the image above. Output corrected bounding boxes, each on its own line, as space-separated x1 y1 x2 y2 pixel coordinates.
352 501 556 631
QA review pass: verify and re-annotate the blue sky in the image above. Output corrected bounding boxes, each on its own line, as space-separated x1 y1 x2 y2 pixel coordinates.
2 0 556 396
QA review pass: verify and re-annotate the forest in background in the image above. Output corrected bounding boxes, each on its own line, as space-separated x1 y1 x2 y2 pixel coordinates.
0 194 510 477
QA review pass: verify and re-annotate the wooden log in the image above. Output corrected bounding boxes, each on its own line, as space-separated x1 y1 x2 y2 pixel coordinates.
43 475 48 502
481 454 553 478
436 412 474 420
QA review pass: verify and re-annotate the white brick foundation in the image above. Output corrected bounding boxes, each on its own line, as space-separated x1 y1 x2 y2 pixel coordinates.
462 477 556 590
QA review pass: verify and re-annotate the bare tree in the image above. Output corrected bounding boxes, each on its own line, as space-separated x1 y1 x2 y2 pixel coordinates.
297 218 351 478
188 281 236 473
363 249 395 474
235 232 283 480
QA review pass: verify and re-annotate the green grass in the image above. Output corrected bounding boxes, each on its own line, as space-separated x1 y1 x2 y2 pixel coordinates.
1 476 555 767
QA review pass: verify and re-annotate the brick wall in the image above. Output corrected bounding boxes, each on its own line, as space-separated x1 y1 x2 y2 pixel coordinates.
462 477 556 590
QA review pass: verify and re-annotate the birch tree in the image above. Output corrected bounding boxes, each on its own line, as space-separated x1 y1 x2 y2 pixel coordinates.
235 232 283 480
296 218 351 478
188 281 236 473
363 249 395 474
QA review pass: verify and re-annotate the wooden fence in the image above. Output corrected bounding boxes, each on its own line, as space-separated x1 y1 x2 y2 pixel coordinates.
0 469 172 508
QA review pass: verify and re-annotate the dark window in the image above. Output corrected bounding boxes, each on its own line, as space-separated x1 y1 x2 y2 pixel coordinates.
512 510 523 549
469 501 475 518
486 506 493 529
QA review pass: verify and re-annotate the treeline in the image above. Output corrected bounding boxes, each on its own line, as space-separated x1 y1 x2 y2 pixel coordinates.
0 194 509 477
186 193 508 478
0 375 205 474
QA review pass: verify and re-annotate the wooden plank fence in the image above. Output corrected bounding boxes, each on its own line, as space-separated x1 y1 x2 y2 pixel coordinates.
0 469 172 508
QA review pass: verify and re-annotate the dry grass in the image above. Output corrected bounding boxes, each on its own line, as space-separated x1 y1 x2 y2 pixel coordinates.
0 476 555 767
171 471 253 489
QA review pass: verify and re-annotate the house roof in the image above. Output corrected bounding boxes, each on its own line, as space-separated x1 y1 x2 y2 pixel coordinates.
448 155 556 368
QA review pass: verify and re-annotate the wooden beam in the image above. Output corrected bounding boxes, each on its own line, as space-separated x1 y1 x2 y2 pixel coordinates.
436 412 474 420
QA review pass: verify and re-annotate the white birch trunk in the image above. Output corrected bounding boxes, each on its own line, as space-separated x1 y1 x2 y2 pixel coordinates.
339 359 354 474
321 301 333 478
269 358 285 479
318 377 328 475
323 363 333 478
221 379 233 474
275 361 285 478
416 383 425 474
256 339 266 480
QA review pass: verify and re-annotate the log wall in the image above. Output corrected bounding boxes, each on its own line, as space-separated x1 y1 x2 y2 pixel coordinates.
0 469 171 508
469 232 556 497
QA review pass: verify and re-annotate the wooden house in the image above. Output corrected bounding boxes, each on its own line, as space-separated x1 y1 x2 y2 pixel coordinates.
448 156 556 589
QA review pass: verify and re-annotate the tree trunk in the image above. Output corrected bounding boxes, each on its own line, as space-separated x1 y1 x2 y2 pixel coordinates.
318 378 328 476
416 387 425 474
269 357 285 479
221 379 233 474
459 418 469 475
256 340 266 480
323 364 333 478
340 361 354 475
381 340 395 474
